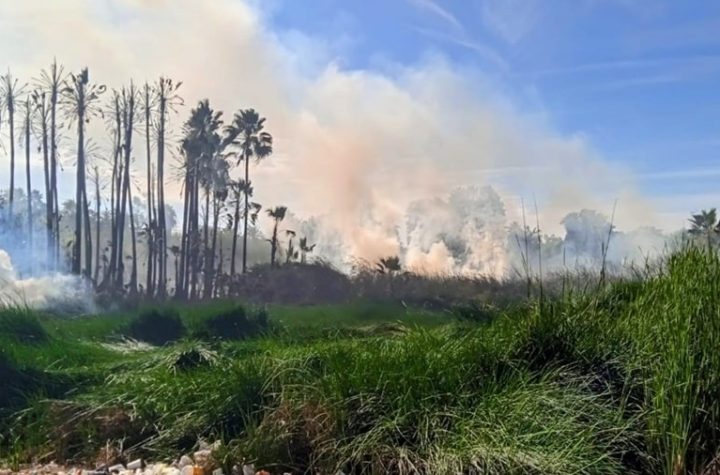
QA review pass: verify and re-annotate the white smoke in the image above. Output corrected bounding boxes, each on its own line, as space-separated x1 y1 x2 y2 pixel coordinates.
0 250 94 312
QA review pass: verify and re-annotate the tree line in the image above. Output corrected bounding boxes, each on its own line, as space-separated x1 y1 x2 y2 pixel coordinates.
0 61 315 300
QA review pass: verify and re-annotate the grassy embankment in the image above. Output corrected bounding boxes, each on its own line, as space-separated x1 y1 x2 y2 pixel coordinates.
2 248 720 474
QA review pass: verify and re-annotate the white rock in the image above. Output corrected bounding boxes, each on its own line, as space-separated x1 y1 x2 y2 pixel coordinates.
109 464 126 473
241 464 254 475
178 456 193 469
127 460 144 471
212 469 224 475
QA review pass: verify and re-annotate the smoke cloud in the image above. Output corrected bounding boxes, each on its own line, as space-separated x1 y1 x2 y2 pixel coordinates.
0 0 672 283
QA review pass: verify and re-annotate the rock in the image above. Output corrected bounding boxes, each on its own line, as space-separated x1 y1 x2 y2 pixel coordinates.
127 460 144 471
241 465 254 475
193 449 212 467
179 467 195 475
178 457 194 470
212 469 224 475
108 464 126 474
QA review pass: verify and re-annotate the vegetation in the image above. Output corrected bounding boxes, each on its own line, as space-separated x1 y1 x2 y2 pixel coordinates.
0 247 720 474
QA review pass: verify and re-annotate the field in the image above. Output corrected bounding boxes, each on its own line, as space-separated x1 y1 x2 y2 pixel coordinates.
2 248 720 474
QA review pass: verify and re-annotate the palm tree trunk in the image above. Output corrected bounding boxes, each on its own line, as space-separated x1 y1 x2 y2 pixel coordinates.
156 84 168 298
49 66 60 269
24 104 33 267
83 179 92 279
230 192 240 275
144 84 155 297
128 182 138 294
242 152 250 273
8 101 15 220
94 167 101 285
41 103 52 268
73 83 85 275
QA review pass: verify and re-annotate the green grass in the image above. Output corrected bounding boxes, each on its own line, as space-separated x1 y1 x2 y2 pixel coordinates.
5 248 720 474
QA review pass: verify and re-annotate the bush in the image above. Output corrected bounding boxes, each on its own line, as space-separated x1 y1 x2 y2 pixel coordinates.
0 308 48 344
127 308 186 346
450 301 497 324
194 305 270 341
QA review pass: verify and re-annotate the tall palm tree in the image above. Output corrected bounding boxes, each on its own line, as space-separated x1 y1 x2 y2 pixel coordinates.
689 208 719 250
266 205 287 268
31 88 53 266
224 109 273 273
142 82 156 296
62 68 105 276
228 179 252 275
285 230 297 264
2 71 25 220
299 237 316 264
154 77 182 298
178 100 222 300
22 96 33 259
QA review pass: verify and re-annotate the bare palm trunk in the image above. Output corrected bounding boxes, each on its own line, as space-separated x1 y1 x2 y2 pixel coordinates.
40 99 52 268
242 153 250 273
49 66 60 269
144 83 155 297
93 167 101 285
128 183 138 294
24 102 33 267
7 97 15 220
72 83 85 275
230 192 240 275
156 82 168 298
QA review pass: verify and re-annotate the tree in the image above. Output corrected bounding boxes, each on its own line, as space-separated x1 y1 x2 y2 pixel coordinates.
224 109 273 274
22 96 33 259
38 60 66 268
299 237 316 264
62 68 105 277
285 230 297 264
154 77 182 298
178 100 222 300
1 71 25 219
376 256 402 274
142 82 156 296
266 205 287 267
689 208 719 250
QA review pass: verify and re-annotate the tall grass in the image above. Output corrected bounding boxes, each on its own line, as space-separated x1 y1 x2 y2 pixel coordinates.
5 247 720 474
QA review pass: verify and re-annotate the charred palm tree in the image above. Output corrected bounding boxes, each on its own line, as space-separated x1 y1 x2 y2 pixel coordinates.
38 60 66 268
61 68 105 277
2 71 25 220
266 206 287 268
299 237 316 264
22 96 34 259
154 77 182 298
285 230 297 264
223 109 273 273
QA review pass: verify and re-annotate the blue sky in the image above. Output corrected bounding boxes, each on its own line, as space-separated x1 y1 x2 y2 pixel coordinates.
267 0 720 208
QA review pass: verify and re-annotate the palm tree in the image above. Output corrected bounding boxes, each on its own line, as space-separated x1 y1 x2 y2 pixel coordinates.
285 230 297 264
42 60 66 268
31 87 53 266
376 256 402 274
299 237 316 264
142 82 156 296
689 208 719 250
228 179 252 275
2 71 25 220
224 109 273 273
266 205 287 267
62 68 105 276
22 96 33 260
178 100 222 300
154 77 182 298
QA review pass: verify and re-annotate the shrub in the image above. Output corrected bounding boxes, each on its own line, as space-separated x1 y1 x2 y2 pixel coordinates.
0 308 48 344
450 301 497 324
194 305 270 341
127 308 185 346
